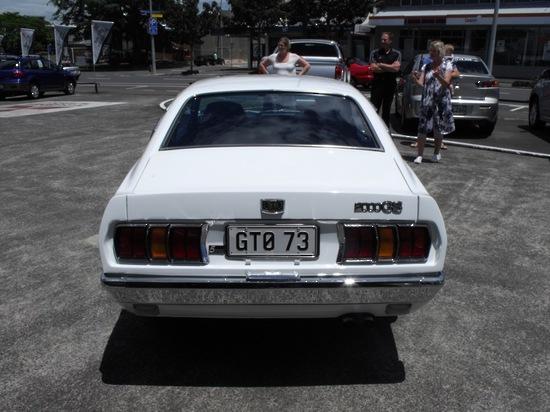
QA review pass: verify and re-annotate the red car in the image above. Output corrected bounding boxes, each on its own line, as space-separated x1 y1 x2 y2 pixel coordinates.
346 58 374 87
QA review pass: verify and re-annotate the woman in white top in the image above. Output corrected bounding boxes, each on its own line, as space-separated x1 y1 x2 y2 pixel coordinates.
258 37 311 76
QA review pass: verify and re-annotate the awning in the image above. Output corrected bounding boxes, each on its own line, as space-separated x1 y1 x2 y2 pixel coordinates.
368 7 550 26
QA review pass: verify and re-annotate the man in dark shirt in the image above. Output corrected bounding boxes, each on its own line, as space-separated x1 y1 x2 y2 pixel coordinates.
369 32 401 127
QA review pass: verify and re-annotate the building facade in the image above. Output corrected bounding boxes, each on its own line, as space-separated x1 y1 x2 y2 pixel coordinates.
355 0 550 79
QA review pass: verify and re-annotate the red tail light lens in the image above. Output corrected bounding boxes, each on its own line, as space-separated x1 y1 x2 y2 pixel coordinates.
335 65 343 79
343 226 377 260
114 224 204 263
397 226 431 260
341 224 431 263
476 80 499 88
12 69 25 79
115 226 147 259
169 226 202 262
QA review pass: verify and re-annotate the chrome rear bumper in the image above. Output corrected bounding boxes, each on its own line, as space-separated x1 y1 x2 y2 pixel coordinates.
102 272 444 318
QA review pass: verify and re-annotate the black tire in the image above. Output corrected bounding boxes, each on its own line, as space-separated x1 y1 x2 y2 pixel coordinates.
0 93 5 100
478 120 496 137
350 76 358 88
28 83 40 99
529 97 545 130
64 81 76 95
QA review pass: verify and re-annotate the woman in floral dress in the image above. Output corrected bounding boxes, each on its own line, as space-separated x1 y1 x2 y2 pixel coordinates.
412 40 455 164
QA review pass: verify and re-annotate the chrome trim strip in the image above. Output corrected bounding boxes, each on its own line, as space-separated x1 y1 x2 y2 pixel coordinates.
102 272 444 288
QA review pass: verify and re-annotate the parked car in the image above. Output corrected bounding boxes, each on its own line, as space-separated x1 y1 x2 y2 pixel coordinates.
270 39 349 81
346 57 374 87
528 68 550 130
194 54 225 66
99 75 447 320
0 55 77 99
396 53 499 135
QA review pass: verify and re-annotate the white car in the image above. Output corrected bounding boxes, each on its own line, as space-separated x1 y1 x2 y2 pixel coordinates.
99 75 447 319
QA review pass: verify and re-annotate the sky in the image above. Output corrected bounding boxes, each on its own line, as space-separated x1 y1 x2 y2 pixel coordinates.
0 0 58 21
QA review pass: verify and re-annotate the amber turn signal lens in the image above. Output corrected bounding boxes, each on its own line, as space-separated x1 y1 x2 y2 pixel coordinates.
149 226 168 260
377 226 396 260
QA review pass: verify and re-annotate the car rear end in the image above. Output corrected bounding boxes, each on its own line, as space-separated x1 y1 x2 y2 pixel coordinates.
99 77 446 319
450 55 499 130
0 58 30 97
401 54 498 134
289 39 349 81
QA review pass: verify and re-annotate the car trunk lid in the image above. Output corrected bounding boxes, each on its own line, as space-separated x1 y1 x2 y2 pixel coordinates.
127 147 418 221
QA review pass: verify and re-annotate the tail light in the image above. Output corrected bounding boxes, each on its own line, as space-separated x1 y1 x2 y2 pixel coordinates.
335 64 343 80
476 80 499 88
114 224 205 263
340 224 431 263
12 69 25 79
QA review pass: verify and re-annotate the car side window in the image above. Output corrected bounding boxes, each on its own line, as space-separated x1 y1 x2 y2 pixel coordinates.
41 59 55 69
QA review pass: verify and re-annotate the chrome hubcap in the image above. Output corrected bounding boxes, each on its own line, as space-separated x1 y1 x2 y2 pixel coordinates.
31 85 39 97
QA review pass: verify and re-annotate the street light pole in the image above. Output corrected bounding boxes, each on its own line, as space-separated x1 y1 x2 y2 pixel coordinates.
487 0 500 74
149 0 156 74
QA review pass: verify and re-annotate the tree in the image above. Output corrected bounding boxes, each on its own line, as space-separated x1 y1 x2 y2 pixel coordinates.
229 0 286 68
165 0 219 71
0 12 53 54
49 0 173 64
284 0 376 33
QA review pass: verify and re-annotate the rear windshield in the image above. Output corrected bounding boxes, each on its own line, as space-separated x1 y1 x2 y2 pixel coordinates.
289 43 339 57
454 60 489 75
0 60 17 69
162 92 379 150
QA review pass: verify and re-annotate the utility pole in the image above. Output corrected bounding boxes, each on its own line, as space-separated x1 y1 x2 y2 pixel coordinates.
488 0 500 73
149 0 157 74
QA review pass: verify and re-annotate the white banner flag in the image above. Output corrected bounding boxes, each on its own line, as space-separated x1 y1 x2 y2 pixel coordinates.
91 20 114 65
20 28 34 56
54 25 75 66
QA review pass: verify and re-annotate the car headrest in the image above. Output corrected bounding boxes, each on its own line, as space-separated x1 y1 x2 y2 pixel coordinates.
204 101 244 119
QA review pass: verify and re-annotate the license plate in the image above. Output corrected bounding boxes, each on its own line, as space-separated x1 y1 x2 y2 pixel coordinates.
452 104 467 115
227 225 318 257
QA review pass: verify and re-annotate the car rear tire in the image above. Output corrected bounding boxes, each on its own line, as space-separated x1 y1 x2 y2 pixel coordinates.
28 83 40 99
64 81 76 95
478 120 496 137
529 98 545 130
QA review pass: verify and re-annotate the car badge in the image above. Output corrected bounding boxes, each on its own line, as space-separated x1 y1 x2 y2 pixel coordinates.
261 199 285 215
354 201 402 215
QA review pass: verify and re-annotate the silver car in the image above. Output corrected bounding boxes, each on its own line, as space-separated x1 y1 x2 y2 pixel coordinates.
396 54 499 136
270 39 349 81
528 68 550 130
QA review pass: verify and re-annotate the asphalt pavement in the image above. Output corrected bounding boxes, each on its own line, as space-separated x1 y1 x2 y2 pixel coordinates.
0 69 548 411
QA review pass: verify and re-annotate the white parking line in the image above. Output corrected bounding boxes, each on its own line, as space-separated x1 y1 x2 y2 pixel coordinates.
0 101 126 118
125 85 148 90
160 98 175 111
510 106 527 112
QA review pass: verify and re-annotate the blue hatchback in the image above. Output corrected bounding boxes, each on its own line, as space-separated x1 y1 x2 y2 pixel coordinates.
0 55 78 99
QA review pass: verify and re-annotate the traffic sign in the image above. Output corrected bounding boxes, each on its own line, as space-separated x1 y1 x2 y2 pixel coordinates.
148 18 158 36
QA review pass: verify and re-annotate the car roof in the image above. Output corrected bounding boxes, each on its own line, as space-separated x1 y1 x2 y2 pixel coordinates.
181 74 356 96
289 39 338 45
415 52 483 62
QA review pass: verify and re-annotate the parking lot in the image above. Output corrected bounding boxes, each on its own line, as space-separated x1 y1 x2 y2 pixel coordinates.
1 69 549 410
